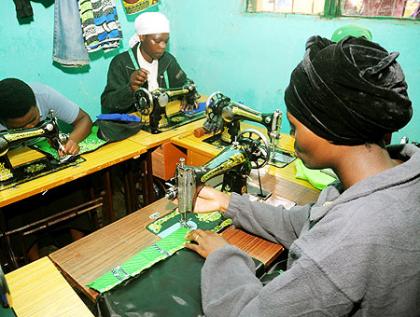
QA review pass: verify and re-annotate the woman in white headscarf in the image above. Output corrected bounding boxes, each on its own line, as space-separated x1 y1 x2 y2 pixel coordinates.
101 12 190 114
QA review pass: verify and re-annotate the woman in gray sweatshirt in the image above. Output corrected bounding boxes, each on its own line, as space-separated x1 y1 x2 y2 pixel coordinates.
184 36 420 317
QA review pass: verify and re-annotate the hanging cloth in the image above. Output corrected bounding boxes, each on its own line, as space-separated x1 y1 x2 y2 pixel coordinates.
79 0 122 53
12 0 33 19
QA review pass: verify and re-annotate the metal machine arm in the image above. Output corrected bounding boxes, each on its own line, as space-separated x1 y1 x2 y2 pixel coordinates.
203 92 282 144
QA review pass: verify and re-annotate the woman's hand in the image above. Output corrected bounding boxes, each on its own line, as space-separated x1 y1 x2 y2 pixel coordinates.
61 138 79 156
194 186 230 213
185 229 229 258
130 69 149 92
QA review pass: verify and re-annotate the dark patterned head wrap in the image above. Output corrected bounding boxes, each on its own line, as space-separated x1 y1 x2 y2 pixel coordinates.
0 78 36 120
285 36 412 145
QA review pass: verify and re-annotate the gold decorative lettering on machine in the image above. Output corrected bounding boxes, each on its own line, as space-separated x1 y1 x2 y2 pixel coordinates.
165 129 270 226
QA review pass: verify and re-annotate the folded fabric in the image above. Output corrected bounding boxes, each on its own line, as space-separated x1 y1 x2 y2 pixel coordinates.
294 158 336 190
97 113 141 122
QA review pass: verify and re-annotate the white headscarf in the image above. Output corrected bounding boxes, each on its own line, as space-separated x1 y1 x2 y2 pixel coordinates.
129 12 170 48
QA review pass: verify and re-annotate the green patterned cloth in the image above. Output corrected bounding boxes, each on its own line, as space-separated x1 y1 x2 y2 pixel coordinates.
31 126 107 160
88 209 232 293
88 226 189 293
147 209 232 238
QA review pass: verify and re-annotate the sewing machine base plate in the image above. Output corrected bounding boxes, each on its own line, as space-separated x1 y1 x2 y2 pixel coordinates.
142 111 205 134
0 156 85 191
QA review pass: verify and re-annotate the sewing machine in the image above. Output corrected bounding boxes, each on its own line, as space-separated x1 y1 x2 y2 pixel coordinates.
198 92 281 144
134 81 203 134
166 129 270 225
196 92 296 168
0 113 76 190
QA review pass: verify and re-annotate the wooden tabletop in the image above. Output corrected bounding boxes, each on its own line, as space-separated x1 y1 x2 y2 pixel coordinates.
5 257 93 317
0 139 147 208
49 198 285 302
128 118 205 149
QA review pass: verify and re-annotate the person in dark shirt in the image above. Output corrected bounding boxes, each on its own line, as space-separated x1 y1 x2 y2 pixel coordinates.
101 12 190 114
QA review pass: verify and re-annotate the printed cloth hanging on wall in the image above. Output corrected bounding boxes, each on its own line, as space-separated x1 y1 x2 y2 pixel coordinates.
122 0 159 15
79 0 123 53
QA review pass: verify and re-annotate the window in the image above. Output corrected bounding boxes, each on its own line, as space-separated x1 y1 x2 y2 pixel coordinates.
247 0 420 19
340 0 420 18
247 0 325 15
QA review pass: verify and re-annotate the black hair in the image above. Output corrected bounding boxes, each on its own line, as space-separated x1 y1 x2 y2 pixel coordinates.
0 78 36 120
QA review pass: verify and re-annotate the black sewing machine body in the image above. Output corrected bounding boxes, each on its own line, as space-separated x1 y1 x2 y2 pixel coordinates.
0 115 78 190
203 92 296 168
135 81 203 134
203 92 282 145
166 129 270 223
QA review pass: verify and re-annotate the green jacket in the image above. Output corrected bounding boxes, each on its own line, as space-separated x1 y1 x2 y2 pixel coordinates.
101 43 188 114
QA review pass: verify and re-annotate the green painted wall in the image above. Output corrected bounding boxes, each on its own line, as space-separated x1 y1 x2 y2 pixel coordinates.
1 1 419 141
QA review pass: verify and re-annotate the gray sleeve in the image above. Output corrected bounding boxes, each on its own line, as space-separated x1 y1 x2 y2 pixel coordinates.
32 83 79 124
225 193 311 248
201 245 353 317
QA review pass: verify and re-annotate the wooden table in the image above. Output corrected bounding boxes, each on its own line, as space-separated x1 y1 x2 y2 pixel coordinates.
0 139 147 225
0 140 148 269
5 257 93 317
49 198 285 302
0 140 147 208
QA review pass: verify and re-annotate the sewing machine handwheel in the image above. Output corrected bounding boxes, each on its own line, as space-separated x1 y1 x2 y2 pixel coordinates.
238 129 270 169
135 87 153 115
205 91 225 108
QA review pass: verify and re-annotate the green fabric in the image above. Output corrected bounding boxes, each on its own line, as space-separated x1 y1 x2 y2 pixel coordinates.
97 249 204 317
147 209 232 237
89 209 232 294
331 24 372 42
31 126 107 160
294 158 336 190
88 226 190 293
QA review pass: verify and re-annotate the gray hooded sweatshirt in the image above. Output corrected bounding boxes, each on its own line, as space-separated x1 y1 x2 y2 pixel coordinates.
201 144 420 317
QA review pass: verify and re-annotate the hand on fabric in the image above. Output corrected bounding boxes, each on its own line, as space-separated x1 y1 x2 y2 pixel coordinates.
194 186 230 213
180 98 197 112
130 68 149 92
60 138 79 156
185 229 229 258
